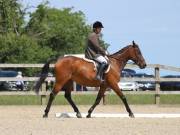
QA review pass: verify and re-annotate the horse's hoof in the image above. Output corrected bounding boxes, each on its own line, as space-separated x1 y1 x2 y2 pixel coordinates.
76 113 82 118
43 114 48 118
86 114 91 118
129 113 135 118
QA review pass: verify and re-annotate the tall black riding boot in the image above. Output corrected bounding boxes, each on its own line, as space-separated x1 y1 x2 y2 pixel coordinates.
95 63 107 81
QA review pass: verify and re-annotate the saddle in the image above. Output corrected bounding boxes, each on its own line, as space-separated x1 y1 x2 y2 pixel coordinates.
83 58 110 73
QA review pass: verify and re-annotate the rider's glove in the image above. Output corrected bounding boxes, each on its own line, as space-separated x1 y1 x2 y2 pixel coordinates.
105 51 109 55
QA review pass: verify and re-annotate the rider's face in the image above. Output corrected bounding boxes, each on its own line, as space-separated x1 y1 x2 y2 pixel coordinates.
95 27 102 34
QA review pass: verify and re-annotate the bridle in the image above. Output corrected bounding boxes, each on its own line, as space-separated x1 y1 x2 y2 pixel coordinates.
132 45 141 66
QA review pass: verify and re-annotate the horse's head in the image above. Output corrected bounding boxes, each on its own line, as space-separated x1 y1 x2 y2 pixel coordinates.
129 41 147 69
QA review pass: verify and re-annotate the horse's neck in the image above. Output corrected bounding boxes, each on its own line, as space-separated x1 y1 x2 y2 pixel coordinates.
119 53 129 70
112 49 130 71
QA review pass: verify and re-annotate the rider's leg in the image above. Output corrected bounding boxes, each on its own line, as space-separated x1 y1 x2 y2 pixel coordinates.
95 55 108 81
96 62 107 81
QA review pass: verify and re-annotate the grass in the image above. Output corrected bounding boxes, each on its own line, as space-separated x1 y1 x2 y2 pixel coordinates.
0 94 179 105
50 94 155 105
0 95 41 105
104 94 155 105
52 94 97 105
160 94 180 104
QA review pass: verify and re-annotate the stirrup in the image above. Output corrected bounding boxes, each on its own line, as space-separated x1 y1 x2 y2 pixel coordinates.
95 75 104 82
95 76 101 81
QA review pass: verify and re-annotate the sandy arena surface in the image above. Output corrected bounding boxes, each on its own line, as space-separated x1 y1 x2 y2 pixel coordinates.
0 105 180 135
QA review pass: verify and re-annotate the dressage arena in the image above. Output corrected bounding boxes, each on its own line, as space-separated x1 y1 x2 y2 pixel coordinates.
0 105 180 135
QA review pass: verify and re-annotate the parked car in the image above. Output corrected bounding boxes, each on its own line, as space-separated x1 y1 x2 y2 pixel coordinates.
121 68 136 77
133 73 154 78
133 73 155 90
137 81 155 91
0 70 18 90
160 75 180 91
0 70 28 91
118 81 139 91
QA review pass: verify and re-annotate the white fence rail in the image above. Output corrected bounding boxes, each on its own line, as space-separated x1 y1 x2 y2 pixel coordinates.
0 63 180 104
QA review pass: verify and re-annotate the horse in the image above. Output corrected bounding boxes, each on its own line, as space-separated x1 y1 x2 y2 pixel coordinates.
34 41 146 118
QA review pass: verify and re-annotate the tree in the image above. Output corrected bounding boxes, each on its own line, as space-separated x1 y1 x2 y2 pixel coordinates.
26 3 91 55
0 33 53 63
0 33 54 76
0 0 25 35
0 1 109 66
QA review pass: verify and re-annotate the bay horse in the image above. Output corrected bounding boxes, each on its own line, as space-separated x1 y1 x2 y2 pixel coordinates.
34 41 146 118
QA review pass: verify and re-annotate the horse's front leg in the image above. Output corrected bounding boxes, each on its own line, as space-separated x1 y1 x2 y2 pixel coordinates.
87 85 106 118
110 82 134 118
120 94 134 118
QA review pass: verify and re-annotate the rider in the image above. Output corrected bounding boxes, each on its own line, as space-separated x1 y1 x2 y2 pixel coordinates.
85 21 109 82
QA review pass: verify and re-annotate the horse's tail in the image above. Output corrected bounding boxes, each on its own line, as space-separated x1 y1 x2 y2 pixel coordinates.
34 56 60 94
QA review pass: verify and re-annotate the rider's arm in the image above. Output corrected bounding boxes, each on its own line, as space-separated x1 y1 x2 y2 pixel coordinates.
89 34 106 56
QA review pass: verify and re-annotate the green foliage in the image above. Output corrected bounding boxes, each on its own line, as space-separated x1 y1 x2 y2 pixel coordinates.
1 94 180 105
0 33 53 63
0 0 25 34
160 94 180 104
0 95 41 105
0 33 54 76
0 1 109 76
26 4 91 55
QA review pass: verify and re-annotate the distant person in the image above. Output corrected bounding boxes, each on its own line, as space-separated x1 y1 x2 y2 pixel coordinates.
16 71 24 91
85 21 109 82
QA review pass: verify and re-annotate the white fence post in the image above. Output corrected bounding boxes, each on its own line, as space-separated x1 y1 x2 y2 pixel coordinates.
155 66 160 105
41 82 47 105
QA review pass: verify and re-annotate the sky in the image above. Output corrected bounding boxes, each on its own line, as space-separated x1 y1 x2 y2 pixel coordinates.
21 0 180 75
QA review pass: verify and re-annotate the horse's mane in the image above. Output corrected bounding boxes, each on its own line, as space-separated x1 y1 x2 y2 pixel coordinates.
109 45 132 57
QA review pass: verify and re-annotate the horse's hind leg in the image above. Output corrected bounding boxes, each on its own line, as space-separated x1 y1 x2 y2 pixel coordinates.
87 85 106 118
43 91 57 118
64 80 82 118
43 82 63 118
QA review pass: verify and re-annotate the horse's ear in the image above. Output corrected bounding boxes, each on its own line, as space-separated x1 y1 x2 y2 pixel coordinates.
132 40 136 47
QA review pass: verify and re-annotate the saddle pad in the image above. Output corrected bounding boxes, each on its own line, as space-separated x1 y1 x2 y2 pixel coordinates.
83 58 110 73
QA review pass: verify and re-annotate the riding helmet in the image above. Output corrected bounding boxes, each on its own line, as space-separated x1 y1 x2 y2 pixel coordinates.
93 21 104 28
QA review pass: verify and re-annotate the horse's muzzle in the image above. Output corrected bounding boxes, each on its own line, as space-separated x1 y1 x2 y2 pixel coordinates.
141 63 147 69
